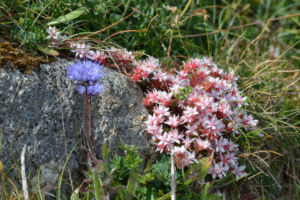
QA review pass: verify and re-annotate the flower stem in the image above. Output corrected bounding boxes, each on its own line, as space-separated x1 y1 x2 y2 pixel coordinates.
171 151 176 200
88 95 93 145
84 86 93 154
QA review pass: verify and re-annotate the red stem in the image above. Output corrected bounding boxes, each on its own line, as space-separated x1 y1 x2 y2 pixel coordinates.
84 86 93 152
88 95 93 145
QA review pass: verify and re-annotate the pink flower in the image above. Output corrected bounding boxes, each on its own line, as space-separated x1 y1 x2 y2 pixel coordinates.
46 26 67 46
202 115 225 134
193 139 211 153
236 95 247 107
173 147 196 169
217 80 231 91
147 125 163 141
212 64 223 77
107 47 134 64
169 84 182 94
152 70 169 82
158 91 173 106
226 70 238 82
183 151 196 166
214 137 228 153
185 123 199 136
157 132 172 153
119 49 134 61
232 165 247 179
143 95 153 107
226 140 239 152
177 70 189 80
88 50 106 65
220 153 238 167
208 162 229 179
194 95 213 110
71 42 93 59
132 67 144 82
183 136 192 149
139 57 159 74
201 56 212 66
181 106 199 124
169 129 184 144
165 115 181 128
46 26 59 39
189 58 202 68
145 114 164 127
243 113 258 127
176 100 185 108
146 89 160 103
217 103 232 117
153 105 170 117
173 146 187 168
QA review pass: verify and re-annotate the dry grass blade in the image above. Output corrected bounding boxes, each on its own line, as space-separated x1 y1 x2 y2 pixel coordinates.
177 13 300 38
81 10 136 39
21 145 29 200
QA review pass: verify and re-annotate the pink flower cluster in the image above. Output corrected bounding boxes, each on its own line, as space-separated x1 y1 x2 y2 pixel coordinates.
139 57 258 179
69 42 107 65
46 27 107 64
69 43 135 71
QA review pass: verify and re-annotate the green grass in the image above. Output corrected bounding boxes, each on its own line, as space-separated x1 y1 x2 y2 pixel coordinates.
0 0 299 199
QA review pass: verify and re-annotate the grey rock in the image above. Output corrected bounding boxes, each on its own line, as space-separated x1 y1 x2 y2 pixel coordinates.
0 58 150 197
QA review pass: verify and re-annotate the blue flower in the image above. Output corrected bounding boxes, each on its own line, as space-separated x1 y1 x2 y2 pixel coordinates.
67 60 104 95
77 83 104 95
67 60 104 83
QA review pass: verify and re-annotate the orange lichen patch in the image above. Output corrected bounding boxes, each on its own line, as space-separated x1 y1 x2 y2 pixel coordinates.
0 42 47 74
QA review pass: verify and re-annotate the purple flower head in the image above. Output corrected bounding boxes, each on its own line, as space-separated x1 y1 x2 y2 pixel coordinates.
67 60 104 84
77 83 104 96
67 60 105 95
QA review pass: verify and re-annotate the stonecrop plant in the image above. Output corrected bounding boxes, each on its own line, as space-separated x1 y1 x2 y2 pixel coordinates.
47 26 258 181
137 57 258 180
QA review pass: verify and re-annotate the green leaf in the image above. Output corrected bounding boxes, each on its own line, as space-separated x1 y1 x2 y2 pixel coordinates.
127 172 138 197
70 188 80 200
184 176 196 186
144 160 153 173
174 86 193 100
296 184 300 196
47 7 87 26
156 192 171 200
202 182 210 200
184 153 213 186
93 170 102 200
57 145 76 200
37 46 59 57
102 143 109 161
297 184 300 191
198 153 213 181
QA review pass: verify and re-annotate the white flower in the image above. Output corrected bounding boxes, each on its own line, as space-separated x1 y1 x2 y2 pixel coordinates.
70 42 93 59
232 165 247 179
46 26 67 46
208 162 229 179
